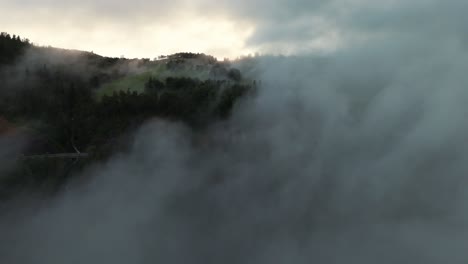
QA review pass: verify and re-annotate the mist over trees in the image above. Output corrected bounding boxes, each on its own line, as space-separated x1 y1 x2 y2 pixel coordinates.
3 1 468 259
0 33 252 197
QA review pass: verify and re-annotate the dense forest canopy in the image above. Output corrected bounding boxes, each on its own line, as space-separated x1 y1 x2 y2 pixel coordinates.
0 32 254 198
0 32 31 65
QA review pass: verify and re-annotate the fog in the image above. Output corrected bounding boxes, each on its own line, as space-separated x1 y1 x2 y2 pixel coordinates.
2 0 468 263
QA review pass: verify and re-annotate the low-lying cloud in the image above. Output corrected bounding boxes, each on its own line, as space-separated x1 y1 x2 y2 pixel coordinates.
3 42 468 263
2 0 468 263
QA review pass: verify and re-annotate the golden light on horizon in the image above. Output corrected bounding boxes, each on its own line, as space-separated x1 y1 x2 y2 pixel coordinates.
1 8 257 60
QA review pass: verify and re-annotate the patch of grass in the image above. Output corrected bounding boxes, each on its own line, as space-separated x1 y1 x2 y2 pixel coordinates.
96 72 151 98
95 63 212 99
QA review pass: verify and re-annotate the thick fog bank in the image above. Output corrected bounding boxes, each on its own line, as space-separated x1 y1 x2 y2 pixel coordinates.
3 0 468 261
2 43 468 263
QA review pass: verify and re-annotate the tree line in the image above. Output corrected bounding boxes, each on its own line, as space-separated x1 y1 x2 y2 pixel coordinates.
0 32 31 66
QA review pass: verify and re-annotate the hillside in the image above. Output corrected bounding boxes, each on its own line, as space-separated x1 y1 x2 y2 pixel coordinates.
96 53 248 97
0 33 255 198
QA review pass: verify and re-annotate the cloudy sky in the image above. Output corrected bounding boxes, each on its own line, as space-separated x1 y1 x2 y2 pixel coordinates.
1 0 344 58
0 0 467 57
1 0 468 58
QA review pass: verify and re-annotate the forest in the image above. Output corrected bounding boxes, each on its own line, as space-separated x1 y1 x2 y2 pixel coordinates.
0 32 254 199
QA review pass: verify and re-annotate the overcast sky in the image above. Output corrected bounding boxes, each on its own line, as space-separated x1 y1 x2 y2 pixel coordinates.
1 0 467 58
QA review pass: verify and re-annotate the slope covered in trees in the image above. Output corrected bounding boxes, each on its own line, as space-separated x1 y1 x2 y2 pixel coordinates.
0 33 254 198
